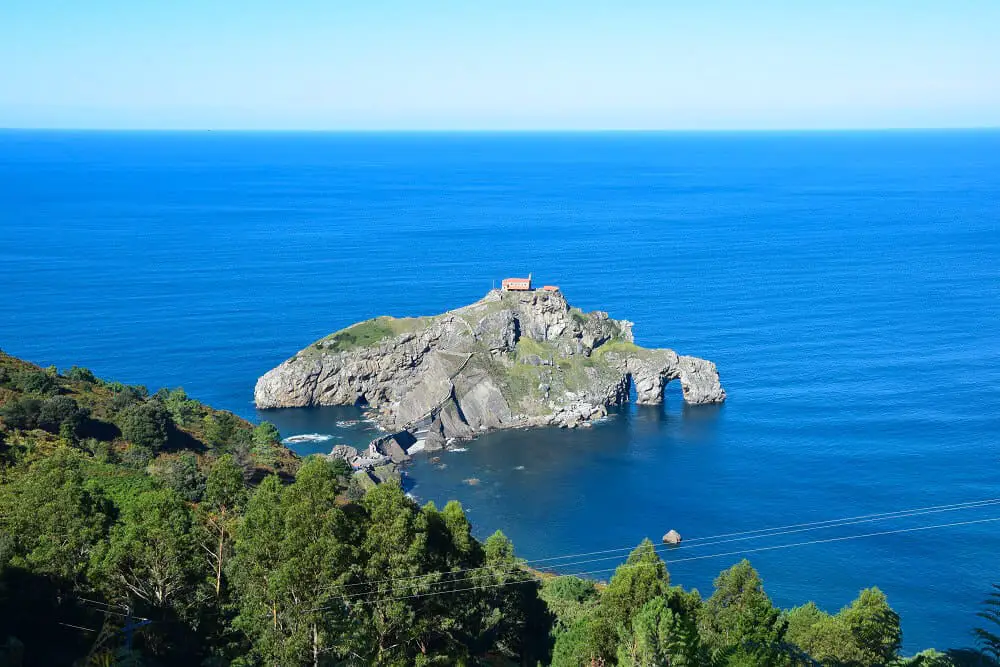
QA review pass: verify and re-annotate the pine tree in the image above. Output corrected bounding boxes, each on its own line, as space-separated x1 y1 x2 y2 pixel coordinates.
974 584 1000 662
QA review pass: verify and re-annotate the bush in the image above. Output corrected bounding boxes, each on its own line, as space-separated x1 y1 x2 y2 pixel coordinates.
37 396 89 435
119 443 154 469
13 370 56 396
327 456 353 482
250 421 282 466
107 382 149 413
162 388 200 425
345 473 367 502
231 441 255 483
541 576 600 631
0 397 43 430
64 366 97 383
155 454 205 502
204 412 249 450
117 400 172 452
252 421 280 446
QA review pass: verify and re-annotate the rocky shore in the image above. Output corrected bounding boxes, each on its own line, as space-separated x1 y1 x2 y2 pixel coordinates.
256 288 726 454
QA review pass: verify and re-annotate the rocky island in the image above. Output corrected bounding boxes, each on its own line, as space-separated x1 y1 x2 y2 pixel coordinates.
255 280 725 455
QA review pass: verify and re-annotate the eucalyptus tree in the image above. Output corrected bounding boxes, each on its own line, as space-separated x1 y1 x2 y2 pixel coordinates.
231 458 352 665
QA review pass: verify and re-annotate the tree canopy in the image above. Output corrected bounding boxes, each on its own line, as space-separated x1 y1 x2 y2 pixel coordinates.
0 351 994 666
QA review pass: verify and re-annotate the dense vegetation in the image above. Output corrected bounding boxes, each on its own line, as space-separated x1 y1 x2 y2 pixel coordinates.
0 351 997 666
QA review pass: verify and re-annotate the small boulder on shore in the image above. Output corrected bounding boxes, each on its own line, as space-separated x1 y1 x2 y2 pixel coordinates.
328 444 359 463
662 529 682 545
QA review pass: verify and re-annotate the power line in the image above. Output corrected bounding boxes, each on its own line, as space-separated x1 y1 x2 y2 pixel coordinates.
58 622 97 633
315 497 1000 597
328 514 1000 608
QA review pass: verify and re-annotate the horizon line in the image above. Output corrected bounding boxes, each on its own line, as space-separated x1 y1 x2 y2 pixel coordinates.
2 125 999 134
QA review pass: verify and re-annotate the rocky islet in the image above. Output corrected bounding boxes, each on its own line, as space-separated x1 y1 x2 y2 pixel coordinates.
257 287 725 474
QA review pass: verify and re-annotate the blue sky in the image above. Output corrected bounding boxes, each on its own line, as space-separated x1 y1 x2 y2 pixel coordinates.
1 1 998 130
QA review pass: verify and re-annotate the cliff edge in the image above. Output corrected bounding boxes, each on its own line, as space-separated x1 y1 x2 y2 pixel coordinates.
255 289 725 449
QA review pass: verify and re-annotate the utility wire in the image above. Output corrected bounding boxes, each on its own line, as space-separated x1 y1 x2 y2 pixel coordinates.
324 514 1000 609
314 497 1000 596
58 622 97 633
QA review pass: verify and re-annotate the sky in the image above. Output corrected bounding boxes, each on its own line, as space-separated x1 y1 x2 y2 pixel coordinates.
1 1 998 130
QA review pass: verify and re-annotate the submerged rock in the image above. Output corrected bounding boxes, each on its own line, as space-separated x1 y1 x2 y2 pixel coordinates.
255 288 725 443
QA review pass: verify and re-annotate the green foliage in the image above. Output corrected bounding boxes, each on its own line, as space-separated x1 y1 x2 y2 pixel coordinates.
119 443 155 469
618 596 705 666
64 365 97 383
203 411 250 451
231 460 352 664
975 584 1000 662
786 601 865 665
230 475 287 662
324 319 397 351
602 539 671 624
0 397 42 430
552 615 602 666
698 559 788 663
251 420 281 465
117 400 172 452
91 487 206 617
204 454 248 514
327 455 354 484
12 369 57 396
161 387 200 425
840 587 902 665
199 454 248 604
541 575 600 632
0 447 111 585
252 420 280 446
38 395 89 435
0 351 970 666
107 382 149 412
154 453 205 502
318 317 430 353
81 460 158 509
592 539 673 661
903 649 963 665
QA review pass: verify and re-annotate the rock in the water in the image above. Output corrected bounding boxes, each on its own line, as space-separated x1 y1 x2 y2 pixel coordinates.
662 530 682 545
372 432 414 464
255 288 725 443
327 444 359 462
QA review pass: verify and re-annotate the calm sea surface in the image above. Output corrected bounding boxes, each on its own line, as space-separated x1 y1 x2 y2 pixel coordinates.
2 130 998 651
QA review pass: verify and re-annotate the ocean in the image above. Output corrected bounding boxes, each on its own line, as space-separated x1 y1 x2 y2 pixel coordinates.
1 129 998 652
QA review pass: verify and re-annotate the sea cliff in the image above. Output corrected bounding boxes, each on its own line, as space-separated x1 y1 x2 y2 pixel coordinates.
255 288 725 449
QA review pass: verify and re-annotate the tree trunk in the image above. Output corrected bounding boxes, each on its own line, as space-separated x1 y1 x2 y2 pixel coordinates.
214 507 227 596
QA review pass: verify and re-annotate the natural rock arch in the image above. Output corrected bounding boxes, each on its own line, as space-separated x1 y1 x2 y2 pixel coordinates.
624 353 726 406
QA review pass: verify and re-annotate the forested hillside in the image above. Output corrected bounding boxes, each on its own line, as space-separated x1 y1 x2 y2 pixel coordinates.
0 352 996 666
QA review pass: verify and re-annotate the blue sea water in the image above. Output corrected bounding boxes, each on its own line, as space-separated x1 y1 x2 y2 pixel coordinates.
2 130 999 652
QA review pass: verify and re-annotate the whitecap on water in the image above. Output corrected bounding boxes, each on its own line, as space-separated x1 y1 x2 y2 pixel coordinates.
514 465 526 470
449 447 468 453
282 433 334 444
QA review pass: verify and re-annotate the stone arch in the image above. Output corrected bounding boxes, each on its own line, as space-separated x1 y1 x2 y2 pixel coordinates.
623 355 726 406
